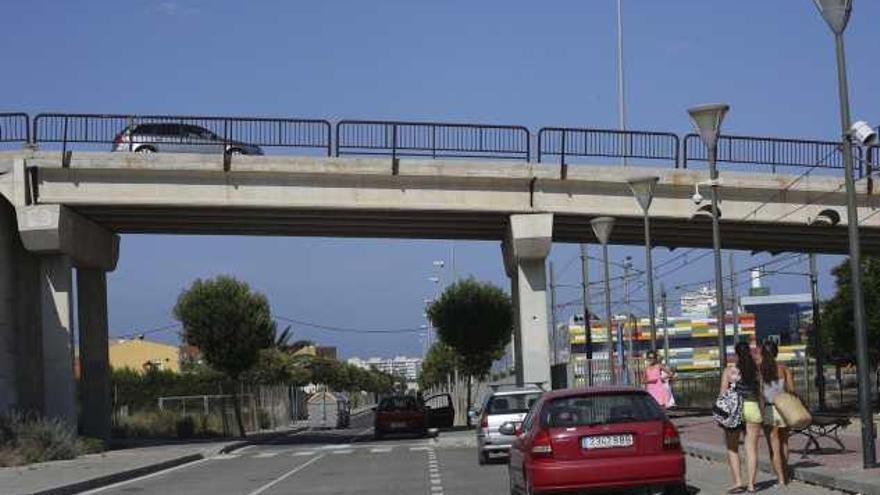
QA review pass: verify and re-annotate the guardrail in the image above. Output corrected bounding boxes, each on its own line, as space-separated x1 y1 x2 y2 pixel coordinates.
7 111 875 179
682 133 856 174
537 128 680 177
336 120 530 161
0 113 30 147
32 113 332 157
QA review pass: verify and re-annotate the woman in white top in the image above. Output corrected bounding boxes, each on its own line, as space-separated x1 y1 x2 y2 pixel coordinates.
759 340 795 487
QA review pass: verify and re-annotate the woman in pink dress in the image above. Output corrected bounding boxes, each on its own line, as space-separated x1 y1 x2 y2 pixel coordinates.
643 351 672 408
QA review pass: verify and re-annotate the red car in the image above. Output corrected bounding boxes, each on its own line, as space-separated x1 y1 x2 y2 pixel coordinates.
374 396 428 439
506 387 686 495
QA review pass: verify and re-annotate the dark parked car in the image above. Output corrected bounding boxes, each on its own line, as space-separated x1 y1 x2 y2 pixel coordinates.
112 123 263 155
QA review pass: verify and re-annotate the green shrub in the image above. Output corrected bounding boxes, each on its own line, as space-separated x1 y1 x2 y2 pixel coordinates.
257 409 271 430
112 411 179 439
176 416 196 438
0 413 80 467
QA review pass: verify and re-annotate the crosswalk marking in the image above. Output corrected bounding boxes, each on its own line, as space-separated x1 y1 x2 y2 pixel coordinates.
291 451 316 457
253 452 279 459
369 447 393 453
409 446 432 451
331 449 355 455
213 453 240 460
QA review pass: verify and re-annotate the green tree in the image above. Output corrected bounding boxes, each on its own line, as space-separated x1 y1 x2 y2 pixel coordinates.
173 276 275 437
418 342 461 391
427 278 513 420
818 258 880 365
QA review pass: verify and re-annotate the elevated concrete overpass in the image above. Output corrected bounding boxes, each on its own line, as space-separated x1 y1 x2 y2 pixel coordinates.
1 149 878 441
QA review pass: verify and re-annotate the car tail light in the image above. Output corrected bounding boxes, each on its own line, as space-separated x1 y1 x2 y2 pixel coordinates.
530 428 553 458
480 414 488 429
663 421 681 450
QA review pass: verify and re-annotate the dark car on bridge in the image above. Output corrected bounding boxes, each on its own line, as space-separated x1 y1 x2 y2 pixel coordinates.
506 387 686 495
112 123 263 155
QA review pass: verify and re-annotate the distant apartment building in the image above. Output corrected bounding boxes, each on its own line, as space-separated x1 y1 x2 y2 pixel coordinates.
680 287 716 317
347 356 422 382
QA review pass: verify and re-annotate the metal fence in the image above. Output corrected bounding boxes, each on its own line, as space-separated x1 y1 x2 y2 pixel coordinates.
681 133 856 175
32 113 332 156
537 128 680 170
336 120 531 161
0 113 30 148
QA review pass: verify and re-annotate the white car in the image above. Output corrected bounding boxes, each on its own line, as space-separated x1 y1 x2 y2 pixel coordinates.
470 386 543 465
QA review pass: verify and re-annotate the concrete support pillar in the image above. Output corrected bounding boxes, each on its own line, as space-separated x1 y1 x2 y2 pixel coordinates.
0 200 17 412
504 214 554 388
40 255 76 426
78 269 111 441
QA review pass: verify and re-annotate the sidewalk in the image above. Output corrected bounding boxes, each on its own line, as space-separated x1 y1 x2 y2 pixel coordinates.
674 414 880 494
0 426 304 495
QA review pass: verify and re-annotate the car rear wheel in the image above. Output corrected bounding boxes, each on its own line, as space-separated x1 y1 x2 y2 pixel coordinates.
135 146 156 153
478 450 489 465
227 148 244 155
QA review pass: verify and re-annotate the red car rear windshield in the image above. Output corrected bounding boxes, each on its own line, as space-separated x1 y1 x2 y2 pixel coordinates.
378 397 420 411
541 393 664 427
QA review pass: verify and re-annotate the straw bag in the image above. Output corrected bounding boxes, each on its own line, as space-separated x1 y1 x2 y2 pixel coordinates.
773 392 812 429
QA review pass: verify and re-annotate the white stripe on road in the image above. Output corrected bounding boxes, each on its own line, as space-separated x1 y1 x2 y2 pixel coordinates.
253 452 279 459
77 458 212 494
369 447 393 453
291 451 316 457
331 449 354 455
245 454 326 495
409 446 431 451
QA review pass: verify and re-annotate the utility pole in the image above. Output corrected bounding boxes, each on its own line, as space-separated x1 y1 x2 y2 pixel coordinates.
661 284 670 365
549 261 558 368
623 256 633 358
580 244 593 385
616 0 627 166
809 253 827 411
729 252 740 341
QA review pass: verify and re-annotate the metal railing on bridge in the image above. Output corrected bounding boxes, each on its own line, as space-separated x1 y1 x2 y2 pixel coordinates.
335 120 531 161
0 113 30 148
681 133 860 176
32 113 333 157
537 127 680 176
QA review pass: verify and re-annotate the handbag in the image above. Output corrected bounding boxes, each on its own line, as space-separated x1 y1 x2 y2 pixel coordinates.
712 388 743 429
772 392 811 429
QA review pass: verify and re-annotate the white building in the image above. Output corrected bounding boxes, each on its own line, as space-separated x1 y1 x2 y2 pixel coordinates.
347 356 423 383
680 287 716 317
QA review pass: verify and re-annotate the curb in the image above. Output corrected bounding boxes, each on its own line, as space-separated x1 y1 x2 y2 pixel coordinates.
683 441 880 495
24 426 306 495
27 453 204 495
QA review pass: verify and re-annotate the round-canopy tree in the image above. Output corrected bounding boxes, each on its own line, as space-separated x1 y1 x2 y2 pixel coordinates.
427 278 513 420
173 275 275 437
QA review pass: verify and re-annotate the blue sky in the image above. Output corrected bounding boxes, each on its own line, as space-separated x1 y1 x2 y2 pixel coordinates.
3 0 879 358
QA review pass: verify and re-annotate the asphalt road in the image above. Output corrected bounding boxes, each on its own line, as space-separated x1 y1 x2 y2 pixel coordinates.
83 413 844 495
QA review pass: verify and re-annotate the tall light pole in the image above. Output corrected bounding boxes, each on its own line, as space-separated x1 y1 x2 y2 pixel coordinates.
688 103 730 369
628 175 660 353
813 0 876 468
616 0 628 167
661 284 670 365
590 217 616 385
580 244 593 385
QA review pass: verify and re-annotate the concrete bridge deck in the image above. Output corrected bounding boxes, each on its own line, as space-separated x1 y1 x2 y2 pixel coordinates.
1 150 877 254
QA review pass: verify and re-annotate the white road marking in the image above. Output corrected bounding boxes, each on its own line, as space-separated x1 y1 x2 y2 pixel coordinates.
213 453 240 459
245 454 326 495
253 452 279 458
410 446 432 451
369 447 393 453
331 449 354 454
77 458 212 494
291 451 316 457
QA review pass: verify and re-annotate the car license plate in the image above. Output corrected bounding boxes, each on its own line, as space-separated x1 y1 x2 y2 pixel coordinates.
390 422 406 429
582 434 633 449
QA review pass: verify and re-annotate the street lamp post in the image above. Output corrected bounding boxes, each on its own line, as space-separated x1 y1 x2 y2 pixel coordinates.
812 0 876 468
627 176 660 353
590 217 616 385
688 103 730 370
